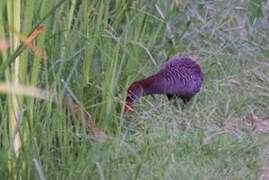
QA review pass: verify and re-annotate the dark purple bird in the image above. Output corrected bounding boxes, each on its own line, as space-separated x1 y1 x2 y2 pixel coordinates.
124 54 203 113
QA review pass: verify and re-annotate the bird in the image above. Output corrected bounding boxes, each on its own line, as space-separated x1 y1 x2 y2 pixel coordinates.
123 54 203 113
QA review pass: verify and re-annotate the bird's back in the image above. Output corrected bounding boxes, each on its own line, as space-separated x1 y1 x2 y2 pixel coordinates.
156 55 203 96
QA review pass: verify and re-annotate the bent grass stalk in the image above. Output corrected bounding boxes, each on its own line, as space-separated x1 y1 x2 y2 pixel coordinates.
0 0 68 78
0 81 107 141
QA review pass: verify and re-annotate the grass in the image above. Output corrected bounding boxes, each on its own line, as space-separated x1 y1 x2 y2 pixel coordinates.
0 0 269 179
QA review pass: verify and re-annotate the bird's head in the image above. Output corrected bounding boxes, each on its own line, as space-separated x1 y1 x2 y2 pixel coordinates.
124 82 143 113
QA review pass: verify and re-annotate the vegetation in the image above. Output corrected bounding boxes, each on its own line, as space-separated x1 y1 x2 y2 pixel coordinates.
0 0 268 179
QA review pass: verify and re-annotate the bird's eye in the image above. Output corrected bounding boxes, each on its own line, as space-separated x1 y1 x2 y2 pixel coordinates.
126 92 137 103
127 95 134 101
126 95 132 101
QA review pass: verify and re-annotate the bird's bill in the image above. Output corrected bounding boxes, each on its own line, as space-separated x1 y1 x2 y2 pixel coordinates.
123 102 134 113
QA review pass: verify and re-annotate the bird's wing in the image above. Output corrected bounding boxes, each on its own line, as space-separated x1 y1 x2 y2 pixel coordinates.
161 54 200 70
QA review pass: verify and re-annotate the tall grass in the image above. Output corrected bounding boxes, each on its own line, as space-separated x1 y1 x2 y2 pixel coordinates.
6 0 22 159
0 0 269 179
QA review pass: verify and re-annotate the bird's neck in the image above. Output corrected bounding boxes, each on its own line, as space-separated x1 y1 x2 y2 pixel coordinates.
138 75 163 95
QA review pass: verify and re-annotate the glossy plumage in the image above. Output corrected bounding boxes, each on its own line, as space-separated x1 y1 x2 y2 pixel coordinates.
124 55 203 112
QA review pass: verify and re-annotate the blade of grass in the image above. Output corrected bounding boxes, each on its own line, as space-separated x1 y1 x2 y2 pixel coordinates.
0 0 68 79
7 0 22 157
